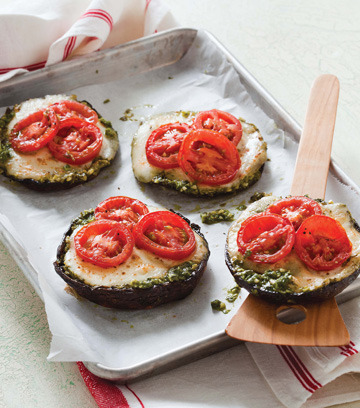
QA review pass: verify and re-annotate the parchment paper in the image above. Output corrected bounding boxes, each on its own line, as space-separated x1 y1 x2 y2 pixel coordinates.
0 31 359 368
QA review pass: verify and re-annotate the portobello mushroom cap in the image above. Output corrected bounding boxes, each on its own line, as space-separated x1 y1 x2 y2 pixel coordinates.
54 210 210 309
0 95 119 191
225 196 360 304
131 111 267 197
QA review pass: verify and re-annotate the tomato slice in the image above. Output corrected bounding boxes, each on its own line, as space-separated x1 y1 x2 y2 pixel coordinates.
74 220 134 268
266 196 322 230
178 129 241 186
237 213 295 264
47 117 102 165
193 110 242 145
10 109 59 153
146 122 191 169
95 196 149 231
294 215 352 271
133 211 196 260
50 100 98 124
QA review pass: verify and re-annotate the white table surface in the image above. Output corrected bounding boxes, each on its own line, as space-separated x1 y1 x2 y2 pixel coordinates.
1 1 360 407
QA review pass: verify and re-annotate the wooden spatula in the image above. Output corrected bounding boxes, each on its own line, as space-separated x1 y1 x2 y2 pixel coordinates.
226 74 350 347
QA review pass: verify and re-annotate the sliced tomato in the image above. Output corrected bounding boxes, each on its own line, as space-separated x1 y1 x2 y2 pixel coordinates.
266 196 322 230
133 211 196 260
193 109 242 145
178 129 240 186
146 122 191 169
237 213 295 264
47 117 102 165
95 196 149 231
50 100 98 124
294 215 352 271
74 220 134 268
10 109 59 153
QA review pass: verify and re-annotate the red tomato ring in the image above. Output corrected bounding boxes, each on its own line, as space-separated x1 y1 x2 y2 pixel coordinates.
294 215 352 271
193 109 242 145
237 213 295 264
47 117 103 165
10 108 59 153
74 220 134 268
95 196 149 231
146 122 191 169
49 100 98 124
266 196 322 230
178 129 241 186
133 211 196 260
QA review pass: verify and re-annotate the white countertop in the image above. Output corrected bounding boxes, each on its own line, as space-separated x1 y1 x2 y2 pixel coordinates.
1 1 360 407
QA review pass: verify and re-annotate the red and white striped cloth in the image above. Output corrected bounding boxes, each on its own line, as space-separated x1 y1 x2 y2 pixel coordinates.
0 0 178 82
75 297 360 408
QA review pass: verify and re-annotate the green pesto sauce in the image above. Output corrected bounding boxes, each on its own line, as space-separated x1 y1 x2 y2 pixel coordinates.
119 108 135 121
128 261 198 289
211 299 229 313
0 108 15 166
151 169 262 197
225 285 241 302
200 209 234 224
249 191 267 203
232 259 297 295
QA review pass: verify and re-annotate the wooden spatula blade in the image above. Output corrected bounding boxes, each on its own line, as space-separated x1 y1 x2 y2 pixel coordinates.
226 295 349 347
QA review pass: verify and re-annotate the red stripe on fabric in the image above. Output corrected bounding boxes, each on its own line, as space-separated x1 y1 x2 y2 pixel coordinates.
145 0 152 11
66 36 77 60
285 346 322 388
63 36 76 60
0 61 46 74
276 346 315 393
340 344 359 356
277 346 321 393
125 384 145 408
77 363 131 408
83 13 112 29
81 9 113 30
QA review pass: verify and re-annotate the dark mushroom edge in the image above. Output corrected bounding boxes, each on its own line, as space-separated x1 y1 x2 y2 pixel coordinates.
225 196 360 304
54 209 210 309
0 96 119 191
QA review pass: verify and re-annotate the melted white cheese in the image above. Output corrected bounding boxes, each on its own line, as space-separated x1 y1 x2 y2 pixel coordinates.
131 112 267 193
64 214 208 287
227 196 360 291
6 95 116 180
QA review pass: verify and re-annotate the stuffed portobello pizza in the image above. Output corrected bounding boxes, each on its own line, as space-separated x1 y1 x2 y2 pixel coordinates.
131 109 267 196
0 94 118 190
54 196 210 309
225 195 360 304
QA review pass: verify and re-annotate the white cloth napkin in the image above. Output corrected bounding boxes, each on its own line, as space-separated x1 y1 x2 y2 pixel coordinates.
2 1 360 407
0 0 178 82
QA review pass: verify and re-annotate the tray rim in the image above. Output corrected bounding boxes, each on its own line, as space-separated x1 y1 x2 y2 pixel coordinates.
1 27 360 383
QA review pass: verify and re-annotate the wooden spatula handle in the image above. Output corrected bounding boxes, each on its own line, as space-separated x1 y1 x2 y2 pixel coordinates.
290 74 339 198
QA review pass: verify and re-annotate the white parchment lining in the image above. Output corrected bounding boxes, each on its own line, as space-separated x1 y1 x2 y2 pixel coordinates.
0 31 359 368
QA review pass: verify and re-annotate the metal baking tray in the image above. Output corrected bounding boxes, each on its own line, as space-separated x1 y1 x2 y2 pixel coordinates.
1 28 360 383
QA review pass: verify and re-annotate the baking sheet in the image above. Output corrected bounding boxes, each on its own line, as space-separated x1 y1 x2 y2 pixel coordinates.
1 28 360 379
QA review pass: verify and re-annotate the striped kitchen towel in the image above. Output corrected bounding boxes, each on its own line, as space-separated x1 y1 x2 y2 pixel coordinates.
0 0 178 82
76 296 360 408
